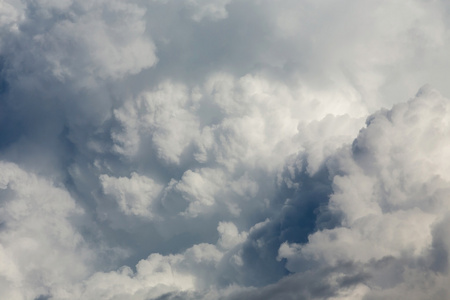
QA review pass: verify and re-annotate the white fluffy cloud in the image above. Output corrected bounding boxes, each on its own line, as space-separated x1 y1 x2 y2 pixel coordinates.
100 172 163 218
72 221 249 300
278 87 450 298
2 0 450 299
0 161 92 300
111 82 199 163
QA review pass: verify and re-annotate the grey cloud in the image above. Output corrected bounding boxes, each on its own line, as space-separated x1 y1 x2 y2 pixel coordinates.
1 0 450 299
277 87 450 299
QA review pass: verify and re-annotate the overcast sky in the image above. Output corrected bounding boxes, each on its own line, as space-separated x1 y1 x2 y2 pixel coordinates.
1 1 450 299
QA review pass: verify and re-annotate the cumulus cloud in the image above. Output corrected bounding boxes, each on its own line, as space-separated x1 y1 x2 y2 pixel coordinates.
100 172 163 218
2 0 450 299
277 87 450 299
0 161 92 300
72 221 248 300
1 0 156 86
111 81 199 163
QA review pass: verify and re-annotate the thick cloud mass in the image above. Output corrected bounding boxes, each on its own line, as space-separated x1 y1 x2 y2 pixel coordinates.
278 87 450 298
1 0 450 299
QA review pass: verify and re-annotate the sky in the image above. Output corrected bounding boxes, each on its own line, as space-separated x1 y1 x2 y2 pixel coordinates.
1 0 450 299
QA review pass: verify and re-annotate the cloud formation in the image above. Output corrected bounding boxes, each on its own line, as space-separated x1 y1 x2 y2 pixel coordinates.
0 161 92 300
277 87 450 299
1 0 450 299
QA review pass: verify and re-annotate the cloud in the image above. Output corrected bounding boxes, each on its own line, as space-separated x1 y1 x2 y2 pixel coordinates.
0 161 92 300
100 172 163 218
111 81 199 164
185 0 232 22
276 87 450 299
2 0 450 299
74 221 248 300
1 0 156 86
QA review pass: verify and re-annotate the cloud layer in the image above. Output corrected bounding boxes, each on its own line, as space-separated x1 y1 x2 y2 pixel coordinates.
1 0 450 299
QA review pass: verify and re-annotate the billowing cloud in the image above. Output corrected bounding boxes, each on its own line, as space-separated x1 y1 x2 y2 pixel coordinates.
1 0 450 299
100 172 163 218
0 161 92 300
1 0 156 85
276 87 450 299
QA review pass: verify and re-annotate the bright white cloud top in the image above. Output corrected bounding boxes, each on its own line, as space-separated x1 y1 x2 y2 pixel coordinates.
1 1 450 299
